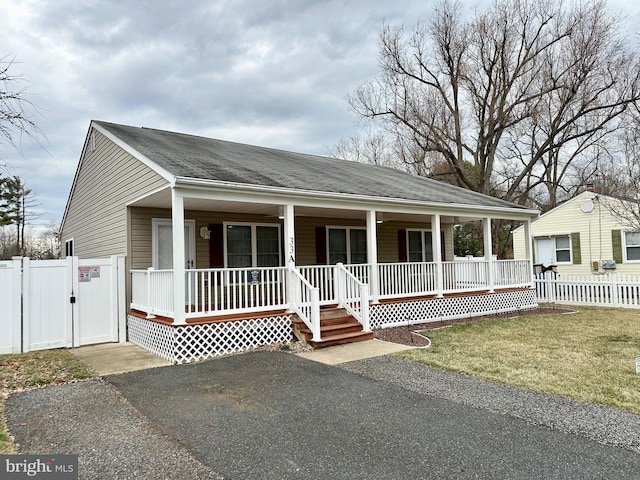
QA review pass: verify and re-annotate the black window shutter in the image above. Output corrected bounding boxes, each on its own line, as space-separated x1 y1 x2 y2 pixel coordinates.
398 229 407 262
315 226 327 264
208 224 224 267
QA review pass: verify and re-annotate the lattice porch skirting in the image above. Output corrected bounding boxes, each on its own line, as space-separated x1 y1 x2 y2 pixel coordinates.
370 289 538 329
128 314 293 364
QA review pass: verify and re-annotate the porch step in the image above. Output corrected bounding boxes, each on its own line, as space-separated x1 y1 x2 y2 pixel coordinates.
292 310 374 349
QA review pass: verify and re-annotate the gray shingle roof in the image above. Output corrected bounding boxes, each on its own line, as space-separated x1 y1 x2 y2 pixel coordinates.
95 121 528 211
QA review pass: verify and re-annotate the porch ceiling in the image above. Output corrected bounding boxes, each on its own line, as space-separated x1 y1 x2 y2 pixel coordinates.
130 190 466 223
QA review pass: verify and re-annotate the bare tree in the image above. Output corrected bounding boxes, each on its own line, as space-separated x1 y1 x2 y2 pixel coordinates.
346 0 640 207
594 107 640 231
0 55 41 162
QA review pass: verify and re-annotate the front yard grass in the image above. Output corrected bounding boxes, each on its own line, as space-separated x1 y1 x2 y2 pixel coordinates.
0 350 95 453
400 306 640 414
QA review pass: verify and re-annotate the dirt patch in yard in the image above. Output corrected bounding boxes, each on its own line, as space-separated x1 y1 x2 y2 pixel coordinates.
373 307 577 347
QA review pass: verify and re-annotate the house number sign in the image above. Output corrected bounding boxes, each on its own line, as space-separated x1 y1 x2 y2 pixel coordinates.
288 236 295 263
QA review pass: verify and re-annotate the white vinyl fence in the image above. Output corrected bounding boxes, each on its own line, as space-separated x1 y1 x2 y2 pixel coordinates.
0 256 126 354
535 272 640 308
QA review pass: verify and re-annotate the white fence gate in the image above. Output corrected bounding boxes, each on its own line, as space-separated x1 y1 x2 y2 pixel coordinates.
0 256 126 354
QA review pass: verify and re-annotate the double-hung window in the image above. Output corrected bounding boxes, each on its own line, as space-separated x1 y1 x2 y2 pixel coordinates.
407 230 434 262
623 231 640 262
327 227 367 264
225 223 281 268
534 235 572 265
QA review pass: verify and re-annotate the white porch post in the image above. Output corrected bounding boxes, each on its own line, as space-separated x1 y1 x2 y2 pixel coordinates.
172 188 186 325
366 209 379 303
433 214 444 298
483 217 495 293
283 204 296 310
523 218 534 287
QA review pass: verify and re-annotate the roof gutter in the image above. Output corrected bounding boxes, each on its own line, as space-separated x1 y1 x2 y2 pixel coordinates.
173 176 539 218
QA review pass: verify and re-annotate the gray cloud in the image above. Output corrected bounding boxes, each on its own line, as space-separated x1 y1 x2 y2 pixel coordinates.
1 0 637 228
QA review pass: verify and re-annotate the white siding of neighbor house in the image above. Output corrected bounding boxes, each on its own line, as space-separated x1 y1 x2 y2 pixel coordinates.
60 128 167 259
513 191 640 275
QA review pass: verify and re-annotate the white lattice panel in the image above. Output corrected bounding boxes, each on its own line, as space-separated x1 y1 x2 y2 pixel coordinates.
127 315 176 362
173 315 292 364
128 314 293 364
371 290 537 329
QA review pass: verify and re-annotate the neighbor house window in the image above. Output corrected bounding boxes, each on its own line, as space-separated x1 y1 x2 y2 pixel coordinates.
225 223 281 268
554 236 571 263
623 231 640 262
407 230 433 262
327 227 367 264
534 235 572 265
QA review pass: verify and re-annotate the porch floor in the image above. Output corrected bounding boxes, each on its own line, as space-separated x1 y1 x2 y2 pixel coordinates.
129 286 533 326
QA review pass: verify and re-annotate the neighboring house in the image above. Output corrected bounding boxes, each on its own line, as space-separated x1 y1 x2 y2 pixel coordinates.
513 190 640 276
61 121 538 363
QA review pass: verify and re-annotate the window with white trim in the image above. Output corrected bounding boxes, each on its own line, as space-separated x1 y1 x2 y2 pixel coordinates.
623 231 640 262
225 223 281 268
534 235 571 265
327 227 367 264
407 230 433 262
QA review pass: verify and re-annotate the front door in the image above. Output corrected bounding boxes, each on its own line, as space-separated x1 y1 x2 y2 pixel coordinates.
535 238 554 266
152 219 196 304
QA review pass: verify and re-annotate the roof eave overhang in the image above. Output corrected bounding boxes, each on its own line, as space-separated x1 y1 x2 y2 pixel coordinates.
173 176 539 219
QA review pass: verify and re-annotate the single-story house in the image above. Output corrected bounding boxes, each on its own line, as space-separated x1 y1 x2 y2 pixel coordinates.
513 190 640 276
61 121 539 363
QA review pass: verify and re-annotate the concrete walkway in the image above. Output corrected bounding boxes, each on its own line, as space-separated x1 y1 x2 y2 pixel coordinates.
70 342 171 375
70 339 414 376
296 338 415 365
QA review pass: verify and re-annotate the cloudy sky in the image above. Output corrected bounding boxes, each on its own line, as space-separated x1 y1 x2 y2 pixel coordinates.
1 0 639 228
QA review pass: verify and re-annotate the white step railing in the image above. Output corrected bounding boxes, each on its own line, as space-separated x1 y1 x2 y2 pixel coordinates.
288 266 321 341
298 265 336 305
184 266 287 317
335 263 370 332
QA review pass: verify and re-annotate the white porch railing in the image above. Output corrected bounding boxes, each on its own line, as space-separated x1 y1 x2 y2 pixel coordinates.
185 266 287 318
288 266 321 341
131 259 532 321
131 269 174 318
378 262 437 299
493 259 531 288
335 263 371 332
442 260 489 292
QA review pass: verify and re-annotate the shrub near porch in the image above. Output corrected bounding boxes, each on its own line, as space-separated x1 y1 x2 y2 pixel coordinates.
400 306 640 414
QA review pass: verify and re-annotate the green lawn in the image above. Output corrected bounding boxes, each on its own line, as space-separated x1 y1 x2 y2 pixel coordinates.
400 306 640 414
0 350 95 453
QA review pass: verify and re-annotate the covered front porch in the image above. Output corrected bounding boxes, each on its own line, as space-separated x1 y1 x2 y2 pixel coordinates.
125 181 537 363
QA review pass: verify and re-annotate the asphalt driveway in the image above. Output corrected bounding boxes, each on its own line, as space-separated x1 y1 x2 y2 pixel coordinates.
7 351 640 479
